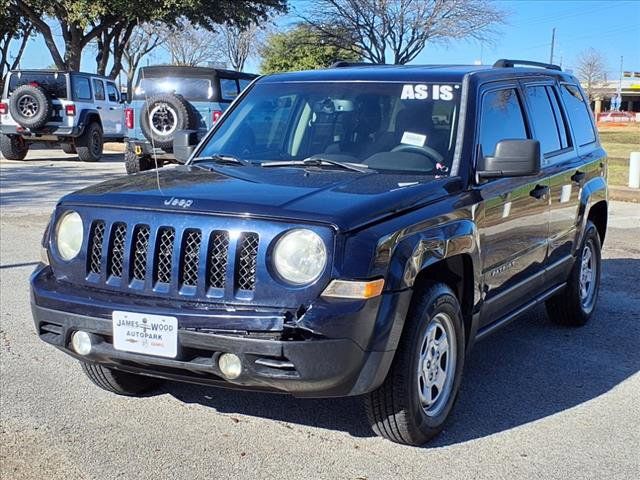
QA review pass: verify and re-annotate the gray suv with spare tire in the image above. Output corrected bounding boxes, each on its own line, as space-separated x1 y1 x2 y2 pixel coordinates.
0 70 125 161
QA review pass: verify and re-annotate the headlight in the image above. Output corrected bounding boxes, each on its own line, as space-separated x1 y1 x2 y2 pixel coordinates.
56 211 83 260
273 229 327 285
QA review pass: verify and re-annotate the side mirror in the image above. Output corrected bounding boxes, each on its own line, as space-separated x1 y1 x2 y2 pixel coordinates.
173 130 200 163
477 139 541 179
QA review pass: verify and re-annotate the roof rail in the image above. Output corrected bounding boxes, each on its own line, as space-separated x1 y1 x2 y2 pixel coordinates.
329 61 376 68
493 59 562 71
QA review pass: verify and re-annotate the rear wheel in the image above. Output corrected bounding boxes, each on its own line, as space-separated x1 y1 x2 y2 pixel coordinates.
76 123 103 162
124 147 160 174
81 362 164 396
546 220 601 326
364 282 465 445
60 142 76 154
0 134 28 160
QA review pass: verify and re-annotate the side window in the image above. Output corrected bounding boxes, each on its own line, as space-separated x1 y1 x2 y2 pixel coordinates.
560 84 596 146
524 85 561 155
219 78 239 101
106 83 119 103
479 88 527 157
546 86 570 149
92 79 105 101
72 77 92 101
238 79 252 92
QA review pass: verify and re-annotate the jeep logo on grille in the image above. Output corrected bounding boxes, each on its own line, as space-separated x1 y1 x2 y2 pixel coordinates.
164 197 193 208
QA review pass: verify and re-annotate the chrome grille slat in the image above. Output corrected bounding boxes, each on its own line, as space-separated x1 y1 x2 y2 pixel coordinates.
236 233 259 291
108 223 127 278
155 227 175 284
180 230 201 287
208 231 229 289
89 221 105 274
131 225 150 281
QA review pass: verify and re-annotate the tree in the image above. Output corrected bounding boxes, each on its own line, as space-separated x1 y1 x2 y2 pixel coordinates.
260 24 360 74
162 20 225 67
120 23 165 95
219 23 266 72
299 0 504 65
1 5 35 85
575 48 607 102
10 0 287 74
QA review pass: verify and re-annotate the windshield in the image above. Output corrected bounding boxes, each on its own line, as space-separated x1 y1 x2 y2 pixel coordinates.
197 81 461 175
134 77 214 101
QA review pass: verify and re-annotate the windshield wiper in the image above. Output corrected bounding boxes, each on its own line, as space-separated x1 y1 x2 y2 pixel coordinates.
262 156 369 173
192 154 250 166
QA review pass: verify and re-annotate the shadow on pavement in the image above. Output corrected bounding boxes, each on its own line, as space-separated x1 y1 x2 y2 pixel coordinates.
165 257 640 444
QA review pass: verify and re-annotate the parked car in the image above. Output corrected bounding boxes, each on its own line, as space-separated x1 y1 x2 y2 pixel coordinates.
123 65 257 174
597 110 635 123
0 69 125 161
31 59 608 445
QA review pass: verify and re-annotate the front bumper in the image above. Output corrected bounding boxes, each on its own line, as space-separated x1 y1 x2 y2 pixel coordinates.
31 266 410 398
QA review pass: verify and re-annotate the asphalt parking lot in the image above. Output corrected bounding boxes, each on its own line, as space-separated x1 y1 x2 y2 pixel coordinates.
1 150 639 480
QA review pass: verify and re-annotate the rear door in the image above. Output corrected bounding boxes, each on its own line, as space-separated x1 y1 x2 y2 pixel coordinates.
521 81 582 284
105 81 124 137
91 78 110 131
475 83 550 326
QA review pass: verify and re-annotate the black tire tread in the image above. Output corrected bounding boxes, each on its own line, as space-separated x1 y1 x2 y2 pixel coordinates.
0 134 28 160
60 143 76 154
81 362 162 396
364 282 463 445
76 122 103 162
8 84 52 130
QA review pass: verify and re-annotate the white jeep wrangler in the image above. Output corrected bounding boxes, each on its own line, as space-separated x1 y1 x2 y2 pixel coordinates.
0 70 125 161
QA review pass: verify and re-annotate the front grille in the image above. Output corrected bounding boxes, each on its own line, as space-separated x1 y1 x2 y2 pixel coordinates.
236 233 259 291
180 230 201 287
131 225 150 281
85 220 261 299
108 223 127 278
155 227 175 284
88 221 105 274
208 231 229 289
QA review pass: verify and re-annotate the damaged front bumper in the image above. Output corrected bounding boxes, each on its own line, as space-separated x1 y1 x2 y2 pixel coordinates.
31 265 412 397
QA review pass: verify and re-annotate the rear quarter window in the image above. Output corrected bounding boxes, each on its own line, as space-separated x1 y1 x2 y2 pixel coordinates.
72 77 92 101
560 84 596 146
219 78 238 101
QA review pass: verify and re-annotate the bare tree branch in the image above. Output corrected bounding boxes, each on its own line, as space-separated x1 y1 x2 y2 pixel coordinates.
575 48 607 102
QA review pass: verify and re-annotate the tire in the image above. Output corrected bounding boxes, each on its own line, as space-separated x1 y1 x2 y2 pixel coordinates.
364 282 465 445
546 220 602 326
76 122 103 162
8 84 53 130
60 142 76 154
0 134 29 160
124 147 158 174
81 362 164 396
139 94 197 151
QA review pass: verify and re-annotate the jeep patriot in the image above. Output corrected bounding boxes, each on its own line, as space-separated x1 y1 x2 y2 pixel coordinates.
31 59 608 445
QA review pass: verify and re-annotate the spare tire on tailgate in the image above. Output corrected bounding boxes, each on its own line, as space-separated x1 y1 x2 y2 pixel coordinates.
140 94 197 152
9 84 53 130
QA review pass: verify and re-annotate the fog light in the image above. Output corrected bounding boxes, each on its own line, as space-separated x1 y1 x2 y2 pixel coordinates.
71 331 92 356
218 353 242 379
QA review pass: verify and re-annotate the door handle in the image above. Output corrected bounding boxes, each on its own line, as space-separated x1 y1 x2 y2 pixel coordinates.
109 107 117 110
530 184 549 200
571 170 586 184
96 106 102 109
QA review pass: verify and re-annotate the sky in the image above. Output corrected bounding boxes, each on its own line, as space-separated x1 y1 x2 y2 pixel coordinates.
9 0 640 79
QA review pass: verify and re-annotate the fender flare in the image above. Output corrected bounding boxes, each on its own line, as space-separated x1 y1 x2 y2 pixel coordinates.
77 109 102 135
575 175 608 252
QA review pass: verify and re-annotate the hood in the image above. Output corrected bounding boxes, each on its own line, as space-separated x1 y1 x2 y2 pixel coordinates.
61 165 456 231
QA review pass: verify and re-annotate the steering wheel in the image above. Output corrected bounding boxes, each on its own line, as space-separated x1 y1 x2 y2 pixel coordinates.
391 143 444 164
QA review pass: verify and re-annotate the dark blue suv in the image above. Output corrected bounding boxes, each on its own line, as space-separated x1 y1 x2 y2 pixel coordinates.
123 65 256 174
32 60 608 445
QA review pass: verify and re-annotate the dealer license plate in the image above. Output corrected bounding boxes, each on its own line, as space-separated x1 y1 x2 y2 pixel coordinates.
112 311 178 358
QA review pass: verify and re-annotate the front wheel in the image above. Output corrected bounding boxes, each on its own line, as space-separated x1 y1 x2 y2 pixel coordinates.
81 362 164 396
0 134 29 160
364 282 465 445
546 220 602 326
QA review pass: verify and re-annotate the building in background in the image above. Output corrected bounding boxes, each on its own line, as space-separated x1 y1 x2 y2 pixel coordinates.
588 71 640 117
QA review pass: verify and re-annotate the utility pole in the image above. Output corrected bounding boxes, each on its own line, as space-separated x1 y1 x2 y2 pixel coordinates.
549 28 556 64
